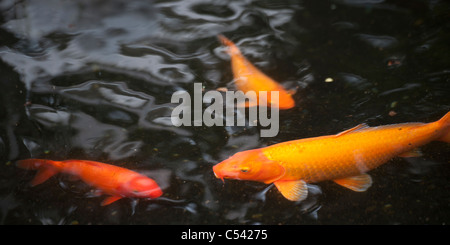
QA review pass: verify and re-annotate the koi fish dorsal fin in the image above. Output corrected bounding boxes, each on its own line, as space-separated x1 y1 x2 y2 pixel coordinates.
333 174 372 192
65 160 102 168
334 123 369 137
274 180 308 202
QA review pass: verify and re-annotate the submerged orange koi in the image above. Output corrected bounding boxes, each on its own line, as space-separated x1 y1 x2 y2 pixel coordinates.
218 34 295 110
17 159 163 206
213 112 450 201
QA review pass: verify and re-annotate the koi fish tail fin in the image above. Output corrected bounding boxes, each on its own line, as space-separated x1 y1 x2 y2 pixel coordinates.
217 34 241 56
436 111 450 142
16 159 61 186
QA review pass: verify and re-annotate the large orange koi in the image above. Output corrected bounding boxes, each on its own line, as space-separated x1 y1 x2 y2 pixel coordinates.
218 34 295 109
213 112 450 201
17 159 163 206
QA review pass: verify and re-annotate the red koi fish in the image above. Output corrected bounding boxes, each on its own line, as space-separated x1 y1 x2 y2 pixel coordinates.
213 112 450 201
17 159 163 206
218 34 295 110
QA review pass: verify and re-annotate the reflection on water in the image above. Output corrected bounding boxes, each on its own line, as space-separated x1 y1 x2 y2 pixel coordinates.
0 0 449 224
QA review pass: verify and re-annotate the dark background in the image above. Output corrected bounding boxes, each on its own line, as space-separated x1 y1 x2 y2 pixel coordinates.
0 0 449 224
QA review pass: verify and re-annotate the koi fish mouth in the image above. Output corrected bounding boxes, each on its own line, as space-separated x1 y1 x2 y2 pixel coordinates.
213 166 244 182
213 170 225 183
213 163 236 183
131 188 163 198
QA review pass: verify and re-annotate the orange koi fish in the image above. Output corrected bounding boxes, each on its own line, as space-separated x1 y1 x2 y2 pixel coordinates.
213 112 450 201
218 34 295 110
17 159 163 206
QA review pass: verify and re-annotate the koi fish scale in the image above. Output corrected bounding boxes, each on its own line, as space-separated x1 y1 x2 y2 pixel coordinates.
218 34 295 109
213 112 450 202
17 159 163 206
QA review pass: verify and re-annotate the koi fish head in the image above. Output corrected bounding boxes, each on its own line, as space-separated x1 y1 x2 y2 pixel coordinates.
213 149 285 184
122 176 163 199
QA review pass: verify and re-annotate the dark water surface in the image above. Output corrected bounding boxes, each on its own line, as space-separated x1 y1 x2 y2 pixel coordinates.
0 0 449 225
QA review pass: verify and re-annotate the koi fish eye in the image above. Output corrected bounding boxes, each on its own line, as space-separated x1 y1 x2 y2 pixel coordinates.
240 167 250 173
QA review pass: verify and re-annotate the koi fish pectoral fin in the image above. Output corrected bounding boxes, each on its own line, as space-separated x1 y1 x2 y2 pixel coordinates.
287 89 297 95
274 180 308 202
101 196 123 206
398 148 423 158
333 174 372 192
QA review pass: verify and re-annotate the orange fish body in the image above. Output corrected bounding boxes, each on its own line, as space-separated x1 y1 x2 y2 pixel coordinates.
17 159 163 206
218 34 295 110
213 112 450 201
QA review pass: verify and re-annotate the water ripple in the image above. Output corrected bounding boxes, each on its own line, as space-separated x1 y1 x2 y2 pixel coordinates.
1 0 449 225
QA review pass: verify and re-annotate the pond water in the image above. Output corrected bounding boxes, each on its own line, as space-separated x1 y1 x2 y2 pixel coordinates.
0 0 449 225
